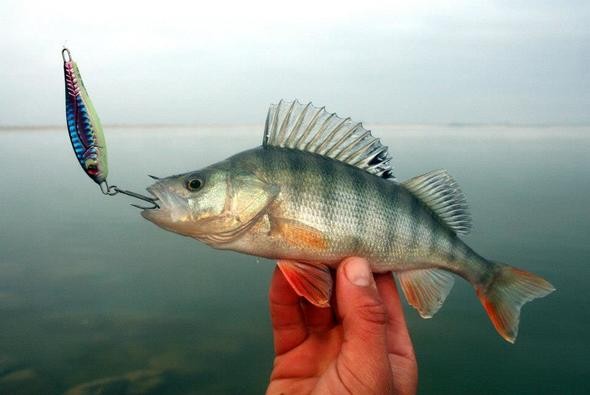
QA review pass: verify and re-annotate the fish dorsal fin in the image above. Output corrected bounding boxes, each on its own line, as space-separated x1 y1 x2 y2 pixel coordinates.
402 169 472 235
397 268 455 318
263 100 395 180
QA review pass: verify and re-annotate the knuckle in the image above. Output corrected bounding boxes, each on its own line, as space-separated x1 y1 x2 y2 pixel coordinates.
355 299 388 326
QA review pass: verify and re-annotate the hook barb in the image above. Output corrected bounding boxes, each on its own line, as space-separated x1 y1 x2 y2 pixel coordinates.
99 182 159 209
115 187 160 209
130 203 156 210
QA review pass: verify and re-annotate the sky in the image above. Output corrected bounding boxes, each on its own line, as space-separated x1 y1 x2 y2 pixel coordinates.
1 0 588 126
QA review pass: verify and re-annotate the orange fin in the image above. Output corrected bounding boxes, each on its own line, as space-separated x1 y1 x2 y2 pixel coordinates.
398 269 455 318
277 260 332 307
272 218 328 251
477 263 555 343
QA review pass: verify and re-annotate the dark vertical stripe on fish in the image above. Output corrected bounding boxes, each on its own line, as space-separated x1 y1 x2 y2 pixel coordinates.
409 195 422 251
454 238 469 263
463 244 479 265
359 172 370 251
287 150 306 213
321 157 337 228
447 234 458 262
261 146 274 174
428 215 438 256
383 179 399 257
253 148 266 169
349 167 366 253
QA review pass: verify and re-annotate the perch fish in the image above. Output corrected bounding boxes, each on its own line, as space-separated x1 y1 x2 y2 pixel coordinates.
140 101 554 343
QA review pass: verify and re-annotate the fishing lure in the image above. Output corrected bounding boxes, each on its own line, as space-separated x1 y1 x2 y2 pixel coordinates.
62 48 159 209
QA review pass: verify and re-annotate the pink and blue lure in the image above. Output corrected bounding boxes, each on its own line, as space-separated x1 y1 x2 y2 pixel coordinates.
62 48 159 209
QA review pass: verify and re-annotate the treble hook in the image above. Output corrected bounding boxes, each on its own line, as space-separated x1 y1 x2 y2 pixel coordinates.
99 181 159 209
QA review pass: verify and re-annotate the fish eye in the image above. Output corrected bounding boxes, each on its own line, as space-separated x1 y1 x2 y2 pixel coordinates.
187 178 204 191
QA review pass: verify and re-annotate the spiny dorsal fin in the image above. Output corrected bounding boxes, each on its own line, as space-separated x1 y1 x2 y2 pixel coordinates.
402 169 472 235
397 268 455 318
263 100 395 180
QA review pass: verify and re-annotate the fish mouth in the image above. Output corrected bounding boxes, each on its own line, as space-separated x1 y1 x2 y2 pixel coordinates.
140 185 166 212
140 183 190 223
142 186 161 209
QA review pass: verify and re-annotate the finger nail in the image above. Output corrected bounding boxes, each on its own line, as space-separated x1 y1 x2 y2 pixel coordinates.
344 259 371 287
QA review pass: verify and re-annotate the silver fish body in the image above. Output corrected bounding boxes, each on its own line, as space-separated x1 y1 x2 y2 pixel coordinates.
141 101 554 343
209 147 486 282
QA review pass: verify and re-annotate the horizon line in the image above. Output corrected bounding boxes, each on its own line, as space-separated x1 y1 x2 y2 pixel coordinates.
1 121 590 131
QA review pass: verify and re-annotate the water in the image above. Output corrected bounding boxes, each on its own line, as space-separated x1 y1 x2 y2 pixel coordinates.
0 125 588 394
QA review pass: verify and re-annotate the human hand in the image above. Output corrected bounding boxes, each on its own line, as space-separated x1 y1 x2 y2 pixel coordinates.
267 257 418 395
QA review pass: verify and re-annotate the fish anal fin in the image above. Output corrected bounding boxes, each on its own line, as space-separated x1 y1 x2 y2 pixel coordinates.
277 260 332 307
398 268 455 318
271 217 328 251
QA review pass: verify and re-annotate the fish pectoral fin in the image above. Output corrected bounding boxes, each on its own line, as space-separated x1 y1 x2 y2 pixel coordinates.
270 217 328 251
397 268 455 318
277 260 332 308
230 177 279 224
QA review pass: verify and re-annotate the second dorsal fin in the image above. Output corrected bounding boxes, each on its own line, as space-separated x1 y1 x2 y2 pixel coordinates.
263 100 395 180
402 169 472 235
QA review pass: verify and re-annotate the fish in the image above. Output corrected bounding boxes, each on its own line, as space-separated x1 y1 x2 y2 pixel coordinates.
140 100 555 343
62 48 108 185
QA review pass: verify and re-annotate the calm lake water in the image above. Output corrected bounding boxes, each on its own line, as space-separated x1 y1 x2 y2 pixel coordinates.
0 125 588 394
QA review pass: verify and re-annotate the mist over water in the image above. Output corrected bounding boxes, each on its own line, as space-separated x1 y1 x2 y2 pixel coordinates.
0 125 588 394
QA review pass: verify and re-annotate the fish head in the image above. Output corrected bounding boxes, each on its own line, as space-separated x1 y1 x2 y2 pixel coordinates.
141 161 278 244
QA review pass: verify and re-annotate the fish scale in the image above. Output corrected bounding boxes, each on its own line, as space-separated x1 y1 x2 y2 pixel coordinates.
219 147 471 272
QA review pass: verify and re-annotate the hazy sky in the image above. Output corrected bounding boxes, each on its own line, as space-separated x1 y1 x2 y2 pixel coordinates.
1 0 588 125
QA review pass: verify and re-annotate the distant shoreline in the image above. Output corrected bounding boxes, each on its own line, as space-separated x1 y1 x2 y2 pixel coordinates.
2 122 590 132
2 124 589 142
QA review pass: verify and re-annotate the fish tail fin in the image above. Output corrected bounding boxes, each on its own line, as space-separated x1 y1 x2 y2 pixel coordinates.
476 262 555 343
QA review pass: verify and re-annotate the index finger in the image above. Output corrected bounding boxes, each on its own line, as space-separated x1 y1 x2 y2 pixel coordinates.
375 273 418 395
269 264 307 355
375 273 415 359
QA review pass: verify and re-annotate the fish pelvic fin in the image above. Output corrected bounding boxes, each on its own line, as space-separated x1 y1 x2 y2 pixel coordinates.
477 262 555 343
277 260 332 307
397 268 455 318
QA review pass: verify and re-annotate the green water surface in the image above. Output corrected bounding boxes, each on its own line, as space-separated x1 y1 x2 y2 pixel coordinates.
0 125 588 394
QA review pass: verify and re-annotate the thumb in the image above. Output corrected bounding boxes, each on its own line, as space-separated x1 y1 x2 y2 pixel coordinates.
336 257 392 390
